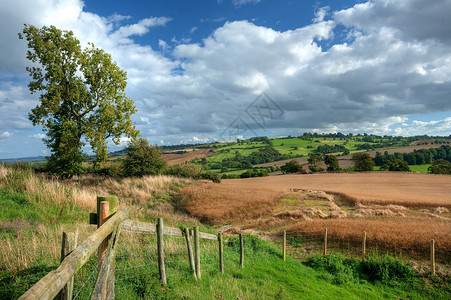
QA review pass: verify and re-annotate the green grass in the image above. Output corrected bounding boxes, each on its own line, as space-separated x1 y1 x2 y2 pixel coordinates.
0 188 89 226
4 235 448 299
409 164 431 173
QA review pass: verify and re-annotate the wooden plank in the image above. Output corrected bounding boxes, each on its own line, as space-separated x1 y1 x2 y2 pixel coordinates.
219 233 224 274
91 224 121 300
157 218 167 286
323 228 327 256
431 239 436 275
184 228 196 279
240 234 244 267
194 226 201 279
362 232 367 262
283 231 286 261
122 220 218 240
98 201 109 272
19 209 128 300
58 230 78 300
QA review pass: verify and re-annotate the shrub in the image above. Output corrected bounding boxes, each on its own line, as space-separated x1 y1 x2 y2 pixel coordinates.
122 138 167 177
305 255 359 285
362 254 416 284
166 163 202 179
200 172 221 183
280 160 303 174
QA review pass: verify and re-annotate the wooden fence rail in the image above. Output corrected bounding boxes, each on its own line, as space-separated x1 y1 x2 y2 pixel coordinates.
19 197 221 299
19 208 128 300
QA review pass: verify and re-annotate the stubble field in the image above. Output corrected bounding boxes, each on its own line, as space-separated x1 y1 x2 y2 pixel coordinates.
181 172 451 259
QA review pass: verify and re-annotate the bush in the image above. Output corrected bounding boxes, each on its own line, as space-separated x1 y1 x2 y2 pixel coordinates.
122 138 167 177
166 163 202 179
305 254 416 286
280 160 303 174
428 159 451 174
362 254 416 284
305 255 360 285
200 172 221 183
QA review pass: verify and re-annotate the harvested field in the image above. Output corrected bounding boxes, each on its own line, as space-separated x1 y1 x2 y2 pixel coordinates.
181 172 451 255
162 148 214 166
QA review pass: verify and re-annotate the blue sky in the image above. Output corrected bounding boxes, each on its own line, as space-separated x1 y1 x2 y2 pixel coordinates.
0 0 450 159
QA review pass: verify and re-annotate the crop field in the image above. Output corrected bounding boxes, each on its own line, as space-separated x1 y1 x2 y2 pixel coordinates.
181 173 451 256
162 148 214 166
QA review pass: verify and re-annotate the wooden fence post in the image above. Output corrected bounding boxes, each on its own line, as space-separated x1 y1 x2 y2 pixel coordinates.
283 231 286 261
218 233 224 273
98 202 109 269
194 227 201 279
431 239 436 275
58 230 78 300
362 232 367 262
184 228 196 279
240 234 244 268
92 224 122 300
157 218 167 286
323 228 327 256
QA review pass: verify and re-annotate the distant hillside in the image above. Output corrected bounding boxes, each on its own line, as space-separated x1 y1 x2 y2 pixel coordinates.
0 156 45 163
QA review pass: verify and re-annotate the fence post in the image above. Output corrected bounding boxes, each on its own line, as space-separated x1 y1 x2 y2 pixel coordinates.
240 234 244 268
157 218 167 286
283 231 286 261
362 232 367 262
194 226 201 279
184 228 196 279
218 233 224 274
98 202 109 268
323 228 327 256
431 239 436 275
58 230 78 300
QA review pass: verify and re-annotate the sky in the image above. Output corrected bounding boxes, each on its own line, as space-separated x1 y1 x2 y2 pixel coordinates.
0 0 450 159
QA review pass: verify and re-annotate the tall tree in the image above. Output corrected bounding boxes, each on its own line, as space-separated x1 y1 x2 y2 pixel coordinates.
19 25 139 177
324 154 340 172
352 152 374 172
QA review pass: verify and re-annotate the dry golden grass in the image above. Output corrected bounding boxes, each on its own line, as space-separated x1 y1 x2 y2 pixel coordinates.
0 164 199 273
181 173 451 252
212 173 451 208
183 181 281 225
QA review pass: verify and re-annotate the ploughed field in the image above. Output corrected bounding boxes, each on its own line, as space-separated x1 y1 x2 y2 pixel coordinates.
181 172 451 262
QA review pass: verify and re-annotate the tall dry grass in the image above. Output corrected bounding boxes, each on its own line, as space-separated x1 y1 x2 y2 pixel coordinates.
0 164 197 273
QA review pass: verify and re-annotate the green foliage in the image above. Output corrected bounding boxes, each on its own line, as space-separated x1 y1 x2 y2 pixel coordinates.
315 144 348 155
305 255 360 285
0 265 57 299
324 154 340 172
306 254 417 286
387 159 410 172
166 163 203 179
308 153 322 167
352 152 374 171
362 254 416 284
280 160 304 174
122 138 167 177
200 172 222 183
428 159 451 174
19 24 139 178
239 169 269 178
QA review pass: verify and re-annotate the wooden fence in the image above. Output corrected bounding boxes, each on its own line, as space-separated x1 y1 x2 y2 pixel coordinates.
18 196 443 299
18 196 237 300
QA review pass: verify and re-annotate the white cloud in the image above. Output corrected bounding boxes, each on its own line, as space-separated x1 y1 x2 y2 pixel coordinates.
232 0 261 8
313 6 330 23
0 131 12 138
30 134 46 139
1 0 451 158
